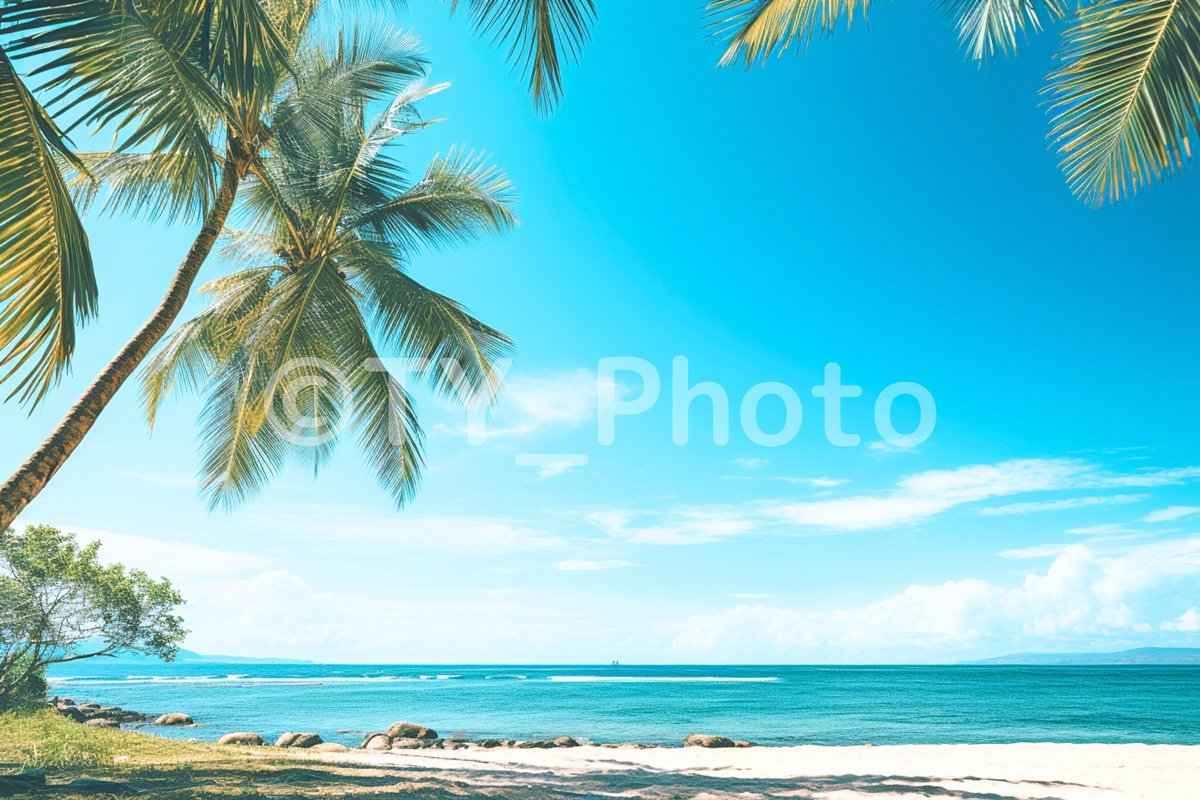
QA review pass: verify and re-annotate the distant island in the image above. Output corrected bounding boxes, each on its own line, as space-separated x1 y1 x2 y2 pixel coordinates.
967 647 1200 665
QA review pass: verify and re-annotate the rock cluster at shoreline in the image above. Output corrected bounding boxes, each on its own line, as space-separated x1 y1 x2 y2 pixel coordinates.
211 719 757 751
52 698 757 750
48 697 153 728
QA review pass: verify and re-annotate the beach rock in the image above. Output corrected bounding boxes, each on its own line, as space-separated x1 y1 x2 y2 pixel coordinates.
275 732 323 749
56 706 85 723
552 736 580 748
361 733 392 750
217 733 264 746
389 738 427 750
683 734 736 748
86 718 119 728
478 739 503 748
734 740 755 748
386 721 437 740
154 713 193 726
311 742 350 753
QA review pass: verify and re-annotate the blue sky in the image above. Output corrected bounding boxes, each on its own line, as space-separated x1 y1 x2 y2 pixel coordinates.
4 1 1199 663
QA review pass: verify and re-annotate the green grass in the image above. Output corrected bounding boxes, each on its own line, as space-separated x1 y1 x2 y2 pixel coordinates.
0 709 225 769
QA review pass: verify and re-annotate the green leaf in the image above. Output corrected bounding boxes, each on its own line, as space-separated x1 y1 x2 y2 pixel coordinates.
0 46 96 406
451 0 595 112
1047 0 1200 206
706 0 871 67
938 0 1064 62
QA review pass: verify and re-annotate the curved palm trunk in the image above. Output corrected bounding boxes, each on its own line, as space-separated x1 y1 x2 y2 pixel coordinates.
0 154 244 531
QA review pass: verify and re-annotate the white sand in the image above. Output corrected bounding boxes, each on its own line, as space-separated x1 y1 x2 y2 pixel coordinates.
318 743 1200 800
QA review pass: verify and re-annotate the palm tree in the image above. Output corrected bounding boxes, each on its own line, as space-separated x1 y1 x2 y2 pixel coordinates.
0 0 594 530
706 0 1200 206
140 49 515 510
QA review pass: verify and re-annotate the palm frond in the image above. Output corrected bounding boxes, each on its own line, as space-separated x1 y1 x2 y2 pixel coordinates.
4 0 230 208
196 348 290 510
315 79 449 232
352 149 516 249
451 0 595 112
350 245 511 403
269 26 427 157
140 266 277 429
1047 0 1200 205
349 345 425 508
67 151 218 225
0 46 96 406
939 0 1064 62
707 0 871 67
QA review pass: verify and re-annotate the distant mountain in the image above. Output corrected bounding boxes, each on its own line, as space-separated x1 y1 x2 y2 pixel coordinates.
967 647 1200 665
173 649 312 665
52 642 312 666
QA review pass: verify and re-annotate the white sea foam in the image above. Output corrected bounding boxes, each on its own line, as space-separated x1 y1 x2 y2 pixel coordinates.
546 676 778 683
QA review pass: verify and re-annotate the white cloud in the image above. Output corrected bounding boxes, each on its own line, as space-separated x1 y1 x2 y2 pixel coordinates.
248 511 565 556
997 543 1069 560
723 475 849 488
552 559 637 571
437 368 620 442
577 459 1200 547
1162 608 1200 632
529 458 587 480
1142 506 1200 523
67 527 274 577
672 537 1200 657
732 457 770 470
867 440 920 457
979 494 1148 517
591 506 757 546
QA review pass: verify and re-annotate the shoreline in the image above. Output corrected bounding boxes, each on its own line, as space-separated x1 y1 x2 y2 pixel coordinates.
6 711 1199 799
309 742 1199 800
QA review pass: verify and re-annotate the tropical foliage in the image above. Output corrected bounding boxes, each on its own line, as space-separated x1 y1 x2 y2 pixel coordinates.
707 0 1200 206
140 39 516 510
0 525 185 711
0 0 592 529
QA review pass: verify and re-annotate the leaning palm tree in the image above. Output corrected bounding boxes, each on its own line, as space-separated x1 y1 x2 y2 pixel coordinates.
140 54 515 509
0 0 593 530
707 0 1200 206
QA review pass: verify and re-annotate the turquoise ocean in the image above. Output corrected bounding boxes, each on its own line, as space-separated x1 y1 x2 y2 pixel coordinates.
47 663 1200 747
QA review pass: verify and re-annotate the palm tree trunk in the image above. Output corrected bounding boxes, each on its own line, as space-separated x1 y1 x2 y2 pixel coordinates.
0 152 244 531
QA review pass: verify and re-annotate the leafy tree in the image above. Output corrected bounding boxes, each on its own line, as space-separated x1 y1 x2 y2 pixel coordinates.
0 525 185 711
0 0 594 530
707 0 1200 206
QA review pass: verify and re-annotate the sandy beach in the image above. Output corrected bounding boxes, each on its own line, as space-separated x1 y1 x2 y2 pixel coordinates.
313 743 1200 800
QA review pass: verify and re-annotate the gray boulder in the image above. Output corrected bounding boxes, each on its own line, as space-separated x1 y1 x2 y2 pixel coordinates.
57 706 85 723
85 718 119 728
154 713 193 726
217 733 264 746
275 732 323 749
683 734 736 748
389 737 427 750
361 733 391 750
385 721 437 740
